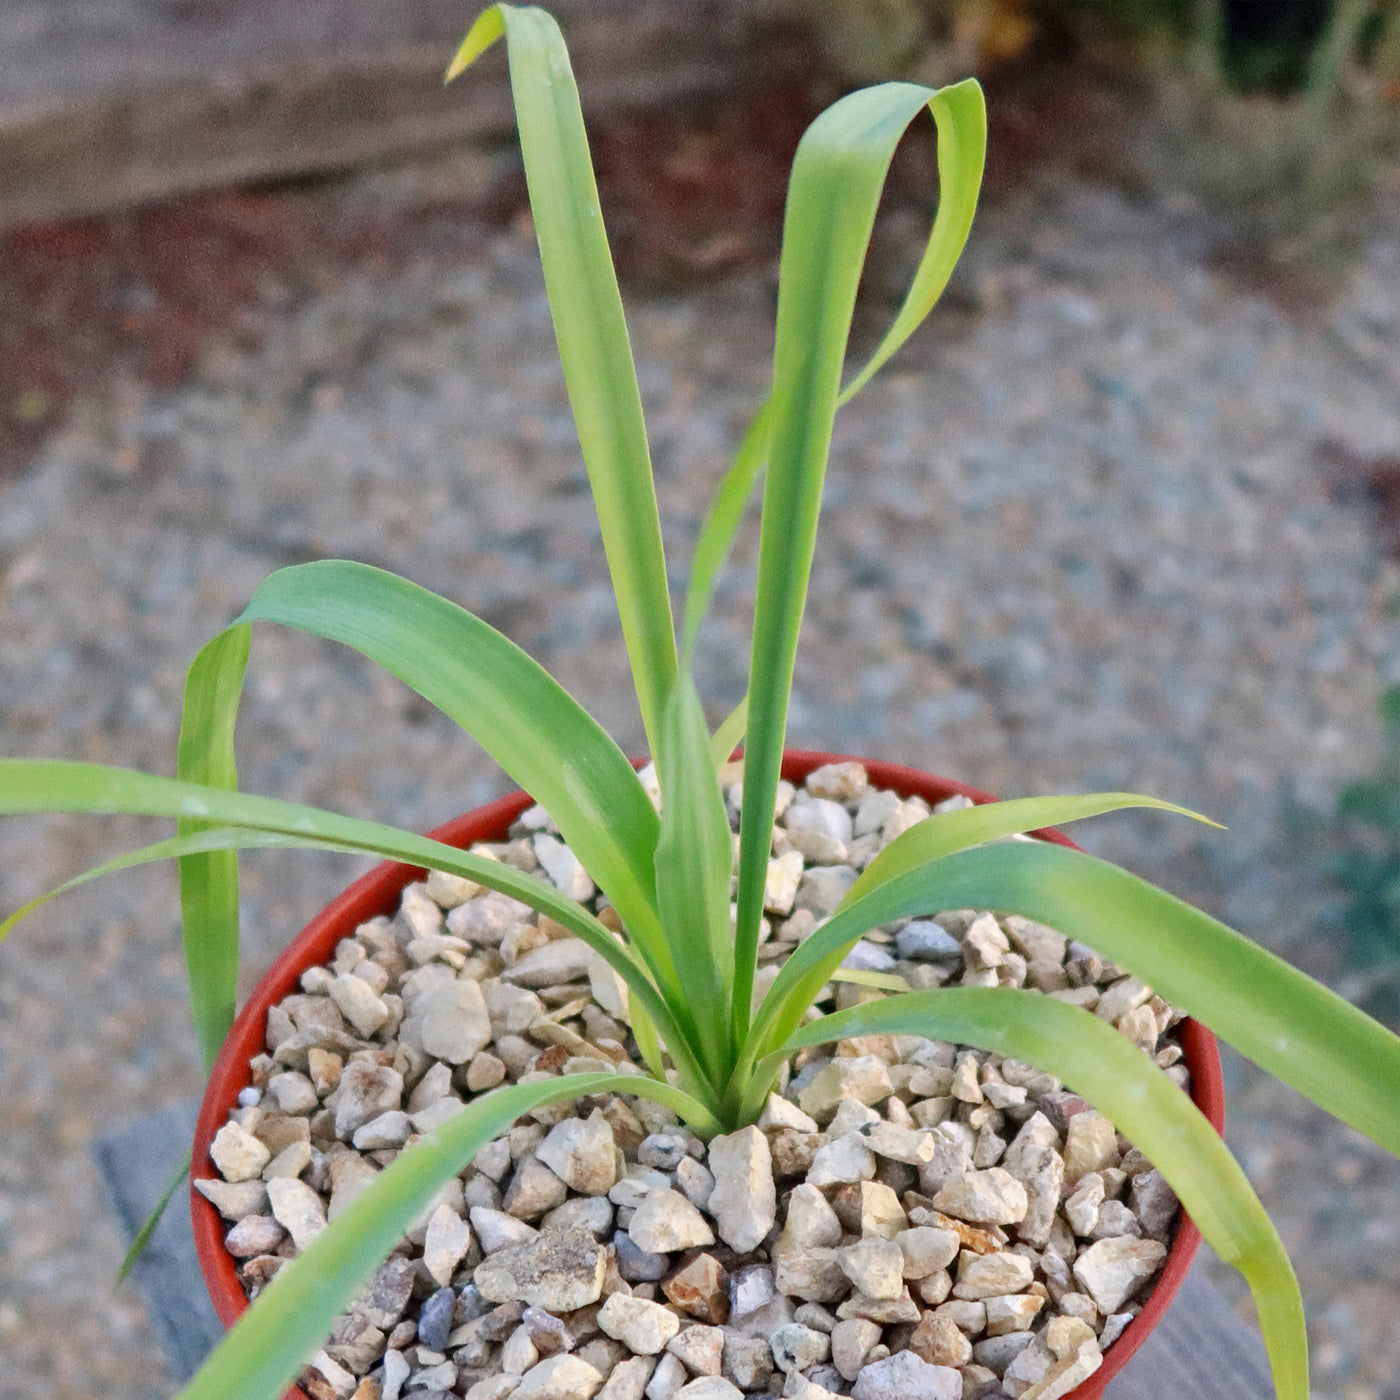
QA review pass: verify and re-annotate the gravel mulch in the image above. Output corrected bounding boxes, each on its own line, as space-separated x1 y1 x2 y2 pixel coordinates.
0 158 1397 1399
200 762 1190 1400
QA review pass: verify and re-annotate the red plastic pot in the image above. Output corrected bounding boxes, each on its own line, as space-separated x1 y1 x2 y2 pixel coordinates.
193 751 1225 1400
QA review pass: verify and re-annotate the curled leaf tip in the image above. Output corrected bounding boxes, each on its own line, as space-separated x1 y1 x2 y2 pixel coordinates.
444 6 506 83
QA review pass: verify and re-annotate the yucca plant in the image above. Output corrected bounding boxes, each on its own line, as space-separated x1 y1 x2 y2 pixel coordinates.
2 7 1398 1400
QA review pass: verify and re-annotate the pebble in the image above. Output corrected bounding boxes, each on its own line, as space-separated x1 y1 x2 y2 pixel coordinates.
953 1251 1036 1300
419 980 492 1064
512 1354 604 1400
417 1286 457 1353
423 1202 473 1285
627 1189 715 1254
599 1294 682 1354
851 1350 962 1399
667 1324 723 1376
334 1062 405 1139
662 1253 730 1324
267 1177 328 1251
502 939 596 988
806 1135 876 1187
932 1168 1029 1224
769 1322 830 1373
195 1177 270 1220
210 1122 272 1182
538 1114 619 1195
673 1380 743 1400
474 1225 607 1312
707 1126 776 1253
838 1239 906 1300
1071 1236 1167 1313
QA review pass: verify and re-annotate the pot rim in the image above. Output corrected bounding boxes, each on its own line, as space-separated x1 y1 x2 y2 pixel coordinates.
192 750 1225 1400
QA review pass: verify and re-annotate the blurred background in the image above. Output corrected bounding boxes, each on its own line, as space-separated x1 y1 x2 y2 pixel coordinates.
1 1 1399 1397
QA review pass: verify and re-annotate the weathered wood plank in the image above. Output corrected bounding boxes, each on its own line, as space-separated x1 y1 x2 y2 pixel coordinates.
96 1101 1273 1397
0 0 772 231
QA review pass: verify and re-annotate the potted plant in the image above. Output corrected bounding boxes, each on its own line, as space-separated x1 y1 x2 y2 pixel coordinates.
1 7 1397 1400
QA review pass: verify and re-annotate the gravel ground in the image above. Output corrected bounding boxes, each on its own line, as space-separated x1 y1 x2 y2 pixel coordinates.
1 156 1399 1399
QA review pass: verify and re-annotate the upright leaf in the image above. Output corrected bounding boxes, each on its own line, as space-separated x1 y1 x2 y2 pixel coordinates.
652 673 736 1074
176 624 250 1071
448 5 676 753
733 80 987 1048
680 80 984 660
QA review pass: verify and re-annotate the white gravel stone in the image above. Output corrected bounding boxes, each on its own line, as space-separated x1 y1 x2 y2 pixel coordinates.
898 1226 961 1278
758 1095 819 1132
838 1239 905 1299
513 1353 605 1400
932 1168 1029 1224
707 1126 776 1253
673 1380 743 1400
195 1177 269 1220
267 1177 327 1251
954 1250 1037 1299
628 1188 716 1253
851 1350 962 1399
667 1324 723 1376
210 1122 272 1182
475 1225 607 1312
599 1294 682 1354
334 1061 405 1138
424 1202 474 1286
503 938 596 988
538 1113 619 1196
806 1134 876 1187
329 973 390 1037
531 833 596 901
1072 1237 1167 1313
419 979 492 1064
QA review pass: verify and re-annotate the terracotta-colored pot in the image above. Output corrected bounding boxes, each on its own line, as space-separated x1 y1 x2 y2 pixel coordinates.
193 751 1225 1400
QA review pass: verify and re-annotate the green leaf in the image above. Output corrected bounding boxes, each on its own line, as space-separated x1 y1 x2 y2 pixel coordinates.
178 1071 718 1400
753 839 1400 1160
768 989 1306 1400
176 624 250 1072
682 401 773 660
732 79 987 1054
0 761 718 1116
115 1149 190 1287
709 694 748 771
680 79 984 662
652 673 737 1074
745 792 1219 1085
847 790 1221 906
236 560 677 997
447 5 676 754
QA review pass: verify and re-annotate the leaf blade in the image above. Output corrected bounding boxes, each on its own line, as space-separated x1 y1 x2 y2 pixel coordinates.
733 79 989 1050
176 624 250 1071
236 560 676 994
754 839 1400 1159
448 5 676 751
652 673 737 1073
0 761 718 1114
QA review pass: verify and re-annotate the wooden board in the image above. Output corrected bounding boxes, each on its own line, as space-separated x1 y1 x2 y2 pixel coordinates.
96 1100 1275 1396
0 0 777 231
